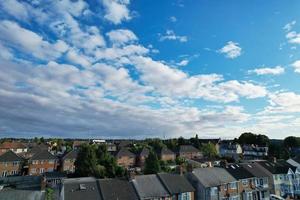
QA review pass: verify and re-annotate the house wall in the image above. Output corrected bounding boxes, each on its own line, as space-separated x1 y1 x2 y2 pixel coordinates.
28 159 56 175
62 159 76 173
161 154 176 162
0 161 22 177
179 152 202 159
116 156 135 168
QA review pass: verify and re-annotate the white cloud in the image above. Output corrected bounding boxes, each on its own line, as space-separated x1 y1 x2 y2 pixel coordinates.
66 49 91 68
177 59 189 66
291 60 300 73
267 92 300 113
0 0 29 21
249 66 285 75
283 20 296 32
102 0 132 24
159 30 188 42
170 16 177 22
219 41 242 59
106 29 138 46
286 31 300 44
0 20 68 60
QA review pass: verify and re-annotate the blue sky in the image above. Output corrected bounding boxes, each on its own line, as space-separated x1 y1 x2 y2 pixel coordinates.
0 0 300 139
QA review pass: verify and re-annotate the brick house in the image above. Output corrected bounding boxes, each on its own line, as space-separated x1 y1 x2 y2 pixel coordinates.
115 148 136 168
224 164 258 200
186 167 239 200
61 149 78 173
137 147 149 168
28 150 57 175
178 145 203 159
0 151 24 177
158 147 176 162
0 141 28 155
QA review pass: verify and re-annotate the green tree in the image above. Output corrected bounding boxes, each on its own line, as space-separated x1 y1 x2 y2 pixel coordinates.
75 144 103 177
190 134 200 149
238 132 269 146
284 136 300 148
144 150 161 174
201 143 217 158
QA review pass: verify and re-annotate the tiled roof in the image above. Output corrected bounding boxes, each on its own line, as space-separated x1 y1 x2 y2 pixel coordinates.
62 149 78 160
62 177 103 200
179 145 200 153
192 167 236 187
224 164 254 180
240 162 269 178
116 148 135 158
160 147 175 155
158 173 195 194
0 151 23 162
99 179 139 200
139 148 149 157
29 150 56 161
257 160 296 174
0 141 27 149
132 174 170 199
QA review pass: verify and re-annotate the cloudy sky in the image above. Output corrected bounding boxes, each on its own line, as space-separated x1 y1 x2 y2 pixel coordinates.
0 0 300 139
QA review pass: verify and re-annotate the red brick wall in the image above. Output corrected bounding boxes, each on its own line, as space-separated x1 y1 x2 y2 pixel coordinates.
0 161 22 176
28 160 57 175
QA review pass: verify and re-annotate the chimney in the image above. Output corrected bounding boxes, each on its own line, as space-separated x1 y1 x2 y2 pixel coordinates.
273 157 277 163
207 161 212 168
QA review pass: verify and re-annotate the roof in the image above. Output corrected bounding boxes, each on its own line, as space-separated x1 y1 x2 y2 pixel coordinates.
220 143 240 150
257 161 296 174
28 144 49 155
240 162 270 178
0 151 23 162
224 164 254 180
63 149 78 160
158 173 195 194
292 155 300 164
63 177 103 200
116 148 135 158
139 148 150 157
160 147 175 155
0 141 27 149
29 150 56 161
132 174 170 199
0 189 45 200
192 167 236 187
99 179 139 200
179 145 200 153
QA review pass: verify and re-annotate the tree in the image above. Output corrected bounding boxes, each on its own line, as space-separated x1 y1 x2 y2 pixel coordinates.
284 136 300 148
144 150 161 174
75 144 103 177
201 143 217 158
238 132 269 146
147 139 166 152
190 134 200 149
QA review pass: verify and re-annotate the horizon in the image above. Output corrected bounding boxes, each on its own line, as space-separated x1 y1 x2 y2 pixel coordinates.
1 0 300 139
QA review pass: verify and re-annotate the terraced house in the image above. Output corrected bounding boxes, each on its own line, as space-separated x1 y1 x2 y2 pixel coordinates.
61 149 78 173
186 167 240 200
115 148 136 169
0 151 23 177
224 164 257 200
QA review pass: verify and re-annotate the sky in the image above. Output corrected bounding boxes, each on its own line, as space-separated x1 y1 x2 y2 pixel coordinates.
0 0 300 139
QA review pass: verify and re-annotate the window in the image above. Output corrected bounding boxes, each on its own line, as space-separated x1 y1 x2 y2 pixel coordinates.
242 179 248 186
230 182 237 189
13 161 19 166
30 168 36 174
32 160 38 164
1 171 7 177
210 187 218 196
224 184 228 191
40 168 45 173
40 160 44 164
11 170 18 175
260 179 263 186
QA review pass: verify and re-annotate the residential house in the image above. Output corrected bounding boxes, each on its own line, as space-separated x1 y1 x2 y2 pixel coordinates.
61 149 78 173
158 173 195 200
178 145 203 159
219 143 242 161
28 150 57 175
137 147 150 168
132 174 171 200
0 151 23 177
158 147 176 162
72 140 87 150
25 143 50 158
224 164 257 200
186 167 239 200
60 177 103 200
242 145 268 160
241 163 270 200
115 148 136 169
0 141 28 155
106 142 117 153
287 155 300 168
99 178 139 200
256 160 299 198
